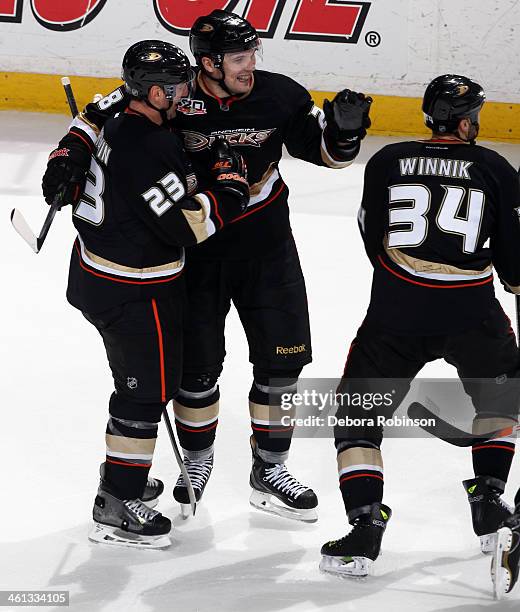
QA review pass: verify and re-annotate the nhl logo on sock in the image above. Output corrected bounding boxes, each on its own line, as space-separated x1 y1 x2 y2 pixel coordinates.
127 377 138 389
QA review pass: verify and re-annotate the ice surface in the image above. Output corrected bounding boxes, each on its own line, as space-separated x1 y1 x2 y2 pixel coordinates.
1 111 519 611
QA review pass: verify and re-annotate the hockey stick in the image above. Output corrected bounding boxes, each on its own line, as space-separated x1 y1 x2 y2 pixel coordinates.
10 77 78 253
61 76 78 117
408 400 519 447
515 294 520 356
162 407 197 517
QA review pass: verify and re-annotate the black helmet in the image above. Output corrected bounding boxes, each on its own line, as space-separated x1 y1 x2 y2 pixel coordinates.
190 10 259 68
422 74 485 133
122 40 195 99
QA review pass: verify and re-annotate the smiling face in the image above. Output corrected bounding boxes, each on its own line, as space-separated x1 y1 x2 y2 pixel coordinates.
201 43 260 97
220 48 257 94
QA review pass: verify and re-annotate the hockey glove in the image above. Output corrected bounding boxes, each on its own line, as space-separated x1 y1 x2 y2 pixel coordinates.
323 89 372 156
42 132 92 209
209 138 250 211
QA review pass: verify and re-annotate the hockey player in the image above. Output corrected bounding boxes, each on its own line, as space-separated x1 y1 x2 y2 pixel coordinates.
170 9 370 522
41 10 372 523
492 489 520 598
45 40 249 548
320 75 520 576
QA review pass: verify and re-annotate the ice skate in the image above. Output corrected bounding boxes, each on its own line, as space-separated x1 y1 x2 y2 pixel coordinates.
491 509 520 599
249 443 318 523
173 453 213 518
463 476 513 553
89 481 171 549
320 503 392 577
99 462 164 509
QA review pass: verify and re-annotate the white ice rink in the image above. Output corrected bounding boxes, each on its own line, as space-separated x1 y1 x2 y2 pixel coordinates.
2 111 520 612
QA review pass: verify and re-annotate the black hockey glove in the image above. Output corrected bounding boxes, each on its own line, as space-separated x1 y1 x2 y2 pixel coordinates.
323 89 372 156
42 132 92 209
209 138 250 211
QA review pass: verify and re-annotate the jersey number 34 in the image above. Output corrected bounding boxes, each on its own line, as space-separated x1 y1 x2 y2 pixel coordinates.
387 184 485 254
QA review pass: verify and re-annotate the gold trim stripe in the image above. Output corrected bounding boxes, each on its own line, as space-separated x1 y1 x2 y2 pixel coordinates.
173 401 219 423
337 447 383 472
106 434 156 454
505 282 520 295
385 245 492 277
84 244 182 274
249 401 294 422
1 73 518 143
181 204 212 244
472 416 518 436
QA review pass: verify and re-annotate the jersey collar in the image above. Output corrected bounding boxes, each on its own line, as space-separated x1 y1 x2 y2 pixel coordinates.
198 71 254 111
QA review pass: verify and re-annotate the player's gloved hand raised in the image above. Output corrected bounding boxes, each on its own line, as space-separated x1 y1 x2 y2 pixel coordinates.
323 89 372 148
42 132 92 209
209 138 250 211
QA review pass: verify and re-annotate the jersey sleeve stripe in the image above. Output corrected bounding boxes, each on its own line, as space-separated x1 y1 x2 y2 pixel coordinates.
249 168 281 206
231 181 287 224
189 193 217 241
204 190 224 229
69 114 99 147
320 132 356 169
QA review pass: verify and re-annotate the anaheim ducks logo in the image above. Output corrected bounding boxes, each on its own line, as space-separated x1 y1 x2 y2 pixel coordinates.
182 129 276 151
456 85 469 96
199 23 214 32
140 52 162 62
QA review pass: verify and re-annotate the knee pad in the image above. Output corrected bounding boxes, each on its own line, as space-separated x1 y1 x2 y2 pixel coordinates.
180 371 220 393
333 404 384 449
250 367 302 406
108 391 164 423
177 372 220 408
253 366 302 386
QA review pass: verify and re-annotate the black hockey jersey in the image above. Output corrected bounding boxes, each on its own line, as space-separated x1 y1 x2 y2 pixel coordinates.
358 139 520 334
74 69 357 260
67 109 242 313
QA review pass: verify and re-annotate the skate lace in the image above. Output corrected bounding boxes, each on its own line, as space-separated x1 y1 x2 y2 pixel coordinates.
263 464 308 499
494 492 514 514
124 499 158 521
501 498 514 513
327 518 364 549
176 456 213 491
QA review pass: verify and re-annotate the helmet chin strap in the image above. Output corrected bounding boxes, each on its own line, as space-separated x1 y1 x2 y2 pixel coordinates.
201 55 235 97
145 97 172 125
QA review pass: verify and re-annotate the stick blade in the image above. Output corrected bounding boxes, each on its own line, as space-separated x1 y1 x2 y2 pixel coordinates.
407 400 475 447
407 401 428 421
10 208 38 253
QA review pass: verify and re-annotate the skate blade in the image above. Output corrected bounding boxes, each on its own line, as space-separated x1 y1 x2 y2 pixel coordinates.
319 554 372 578
180 503 192 520
480 532 498 554
88 522 171 549
491 527 513 600
249 489 318 523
